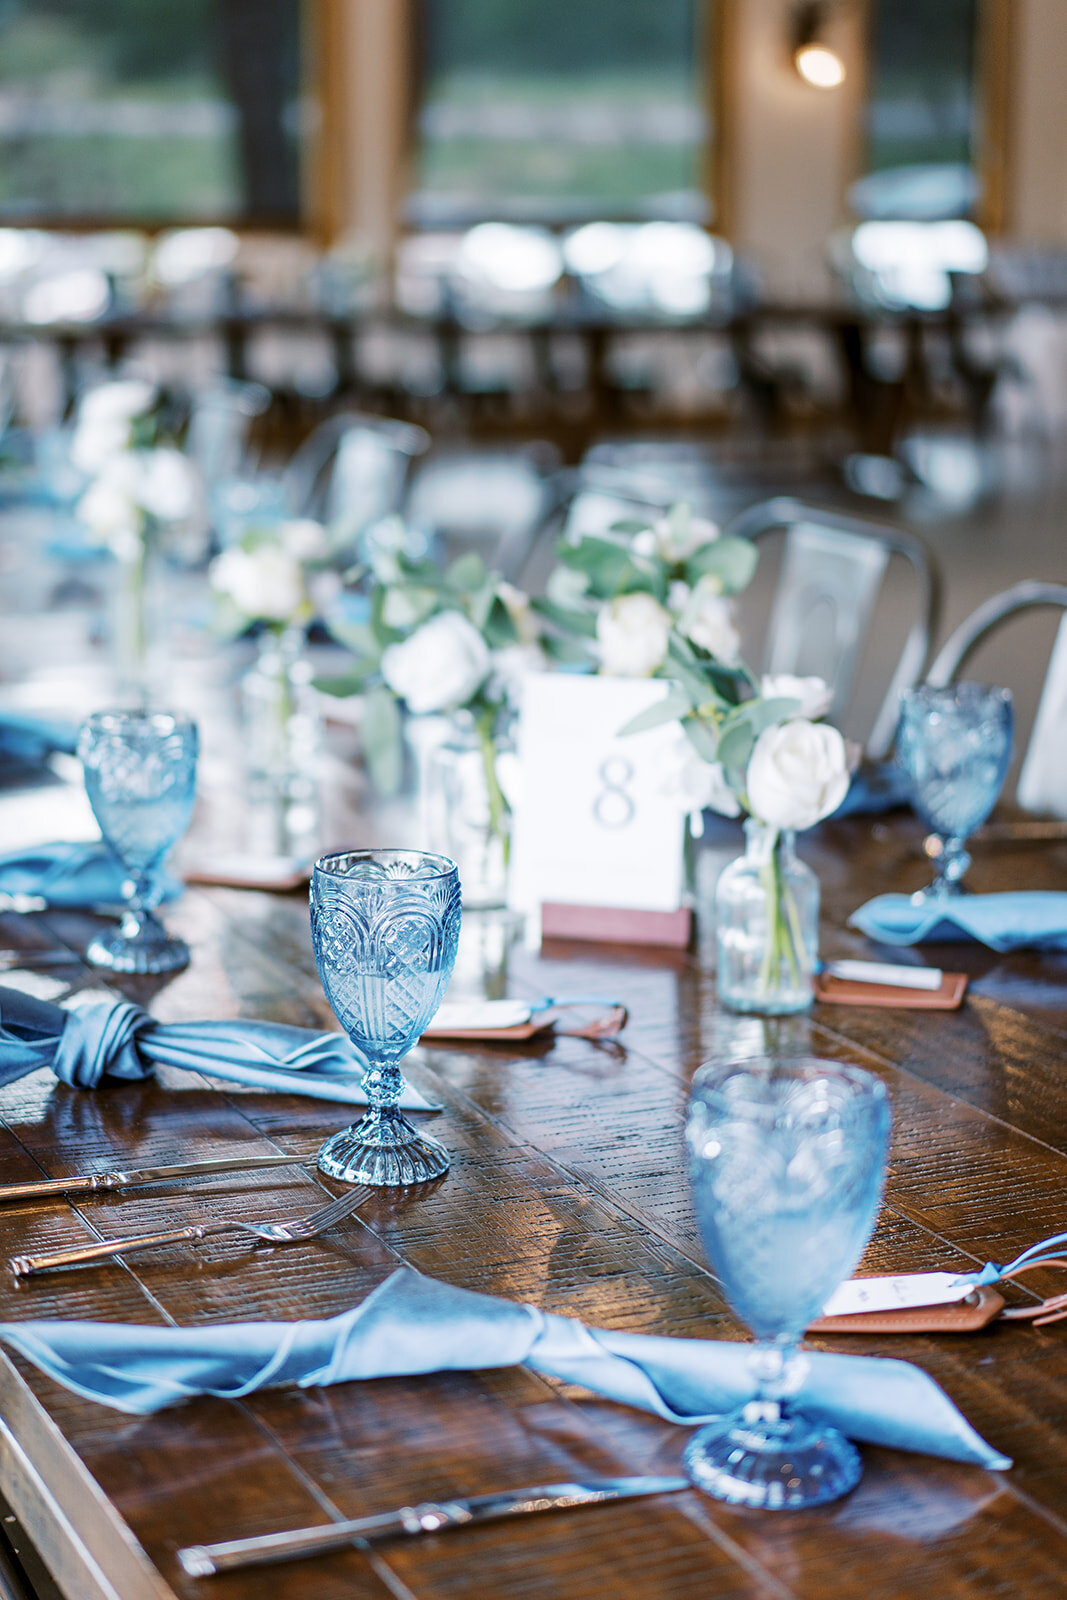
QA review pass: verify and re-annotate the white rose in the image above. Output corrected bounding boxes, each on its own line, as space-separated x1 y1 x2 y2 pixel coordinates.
381 610 491 714
211 545 306 623
487 642 547 704
660 735 741 817
280 518 328 561
654 506 720 562
677 579 740 661
667 579 691 614
759 675 834 722
78 379 155 427
745 719 850 832
596 592 672 677
70 417 132 474
132 447 200 522
77 476 142 558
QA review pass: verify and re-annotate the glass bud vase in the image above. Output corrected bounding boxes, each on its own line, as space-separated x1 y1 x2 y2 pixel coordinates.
715 819 819 1015
241 625 321 796
421 710 514 910
111 534 166 707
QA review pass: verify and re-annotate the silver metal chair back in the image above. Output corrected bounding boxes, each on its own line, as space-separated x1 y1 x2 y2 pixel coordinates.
283 412 430 545
727 497 941 759
926 581 1067 815
185 381 270 487
404 447 557 582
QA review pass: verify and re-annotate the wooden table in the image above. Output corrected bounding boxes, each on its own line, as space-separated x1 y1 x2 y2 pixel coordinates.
0 780 1066 1600
0 462 1065 1600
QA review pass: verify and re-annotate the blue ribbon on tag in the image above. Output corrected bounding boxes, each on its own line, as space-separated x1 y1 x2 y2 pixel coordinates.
959 1232 1067 1288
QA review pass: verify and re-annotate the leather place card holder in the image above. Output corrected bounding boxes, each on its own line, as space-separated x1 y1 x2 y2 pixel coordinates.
421 1019 551 1043
814 972 968 1010
809 1286 1004 1335
540 902 693 949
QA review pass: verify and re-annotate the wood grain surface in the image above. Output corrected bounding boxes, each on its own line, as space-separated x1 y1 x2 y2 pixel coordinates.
1 625 1067 1596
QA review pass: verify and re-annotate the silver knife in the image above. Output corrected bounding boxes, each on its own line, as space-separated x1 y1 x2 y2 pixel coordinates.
0 1153 317 1203
178 1476 690 1577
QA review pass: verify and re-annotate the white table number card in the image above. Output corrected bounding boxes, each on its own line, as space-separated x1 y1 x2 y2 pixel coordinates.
508 674 686 932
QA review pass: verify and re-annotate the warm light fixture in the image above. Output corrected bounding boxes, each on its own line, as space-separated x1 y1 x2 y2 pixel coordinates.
792 2 846 88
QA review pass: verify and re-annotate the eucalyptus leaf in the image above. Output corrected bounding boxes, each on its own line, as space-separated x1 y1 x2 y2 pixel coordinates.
684 537 759 594
715 719 756 773
542 634 596 666
314 668 377 698
616 687 691 738
608 517 655 536
482 593 519 649
446 551 488 593
362 684 404 796
531 596 599 639
681 715 721 763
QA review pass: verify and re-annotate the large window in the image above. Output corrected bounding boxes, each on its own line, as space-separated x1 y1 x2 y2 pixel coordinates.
859 0 981 219
410 0 711 227
0 0 304 225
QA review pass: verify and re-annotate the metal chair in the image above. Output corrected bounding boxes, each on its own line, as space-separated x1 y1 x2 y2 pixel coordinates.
726 496 941 759
184 379 271 488
926 581 1067 815
403 444 559 582
282 412 430 547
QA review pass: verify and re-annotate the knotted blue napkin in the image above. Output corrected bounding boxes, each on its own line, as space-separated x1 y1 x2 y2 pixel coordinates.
0 1266 1010 1469
850 891 1067 951
0 841 181 910
0 986 434 1110
832 761 913 819
0 711 77 769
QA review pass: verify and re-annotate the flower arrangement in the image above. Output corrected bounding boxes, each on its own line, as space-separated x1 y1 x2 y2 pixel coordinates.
72 380 202 699
537 502 757 677
209 519 330 636
318 529 544 831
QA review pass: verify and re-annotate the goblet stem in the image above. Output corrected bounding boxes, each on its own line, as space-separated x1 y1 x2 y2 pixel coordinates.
924 833 971 897
744 1340 808 1421
317 1052 450 1187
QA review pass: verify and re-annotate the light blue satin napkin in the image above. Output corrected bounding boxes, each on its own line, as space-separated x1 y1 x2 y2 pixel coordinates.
0 841 182 910
0 985 435 1110
850 891 1067 951
0 1266 1009 1469
0 711 78 768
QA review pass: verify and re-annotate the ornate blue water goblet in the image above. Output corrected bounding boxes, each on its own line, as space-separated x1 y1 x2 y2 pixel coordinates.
77 709 199 974
685 1056 891 1509
310 849 461 1186
896 682 1014 900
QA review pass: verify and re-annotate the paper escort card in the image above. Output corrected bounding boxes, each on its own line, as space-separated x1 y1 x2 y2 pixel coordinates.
508 674 686 924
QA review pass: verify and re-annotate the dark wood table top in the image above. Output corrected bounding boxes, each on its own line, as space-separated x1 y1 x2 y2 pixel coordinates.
1 633 1067 1597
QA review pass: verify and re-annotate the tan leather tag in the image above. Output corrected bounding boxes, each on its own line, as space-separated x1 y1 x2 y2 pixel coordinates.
809 1286 1004 1334
814 972 968 1010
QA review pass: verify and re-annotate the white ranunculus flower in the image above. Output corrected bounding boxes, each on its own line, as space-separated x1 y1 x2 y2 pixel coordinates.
381 610 491 714
631 529 658 558
745 719 850 832
78 379 155 427
677 578 740 661
660 734 741 817
211 544 306 623
596 592 672 677
759 674 834 722
654 506 720 562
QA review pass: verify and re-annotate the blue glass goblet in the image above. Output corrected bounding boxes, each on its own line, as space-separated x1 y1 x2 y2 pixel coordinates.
685 1057 891 1510
77 709 199 974
897 682 1013 900
310 849 461 1186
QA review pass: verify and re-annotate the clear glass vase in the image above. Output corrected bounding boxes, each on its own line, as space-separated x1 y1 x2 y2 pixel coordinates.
420 710 514 910
240 625 321 796
715 820 819 1015
111 535 167 707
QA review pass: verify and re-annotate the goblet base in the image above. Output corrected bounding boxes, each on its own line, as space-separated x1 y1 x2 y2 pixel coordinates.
318 1108 450 1187
86 927 191 976
684 1401 861 1510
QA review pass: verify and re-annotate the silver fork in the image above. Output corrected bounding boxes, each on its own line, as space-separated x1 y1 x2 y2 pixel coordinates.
10 1187 371 1278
